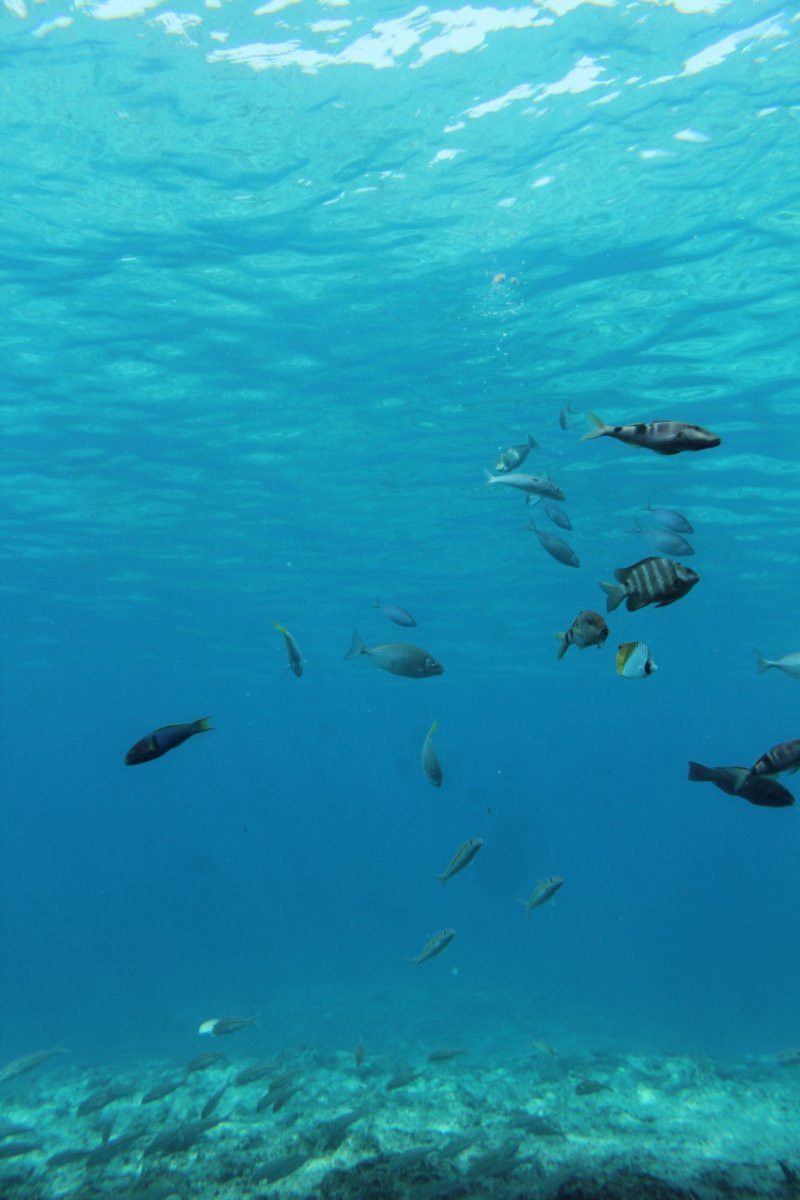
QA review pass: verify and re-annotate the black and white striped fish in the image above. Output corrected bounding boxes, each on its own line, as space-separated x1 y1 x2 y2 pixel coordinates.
582 413 720 455
599 557 699 612
749 738 800 779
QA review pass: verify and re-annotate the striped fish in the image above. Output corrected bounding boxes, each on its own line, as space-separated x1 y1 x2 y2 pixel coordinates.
749 738 800 779
599 557 699 612
520 876 563 922
436 837 482 886
581 413 721 455
411 928 455 969
616 641 657 679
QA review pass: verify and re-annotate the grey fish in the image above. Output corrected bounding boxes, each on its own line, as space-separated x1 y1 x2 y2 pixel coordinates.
0 1141 41 1159
86 1132 143 1166
48 1148 91 1167
599 557 699 612
777 1048 800 1067
141 1079 184 1104
575 1079 611 1095
201 1085 228 1120
542 499 572 530
688 762 794 808
313 1107 365 1153
0 1045 67 1083
436 837 482 886
387 1068 423 1091
422 719 443 787
632 518 694 556
346 630 443 678
495 434 538 473
374 598 416 627
427 1047 467 1063
582 413 720 455
645 503 693 533
483 469 565 501
255 1151 310 1184
144 1117 222 1158
186 1051 227 1074
528 521 579 568
0 1121 34 1138
274 623 303 677
269 1083 297 1112
77 1084 134 1117
555 610 608 660
521 876 564 921
749 738 800 779
411 928 455 968
234 1062 274 1087
755 650 800 679
198 1015 257 1036
559 404 574 431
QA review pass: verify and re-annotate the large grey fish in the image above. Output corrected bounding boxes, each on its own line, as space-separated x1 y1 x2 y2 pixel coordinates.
346 631 443 678
542 499 572 531
495 434 538 473
631 519 694 557
274 623 303 677
373 599 416 627
748 738 800 779
422 719 442 787
437 837 482 886
411 928 455 968
520 876 563 921
581 413 721 455
555 610 608 659
599 557 699 612
755 650 800 679
687 762 794 808
483 469 564 501
528 521 579 568
645 503 693 534
0 1045 67 1083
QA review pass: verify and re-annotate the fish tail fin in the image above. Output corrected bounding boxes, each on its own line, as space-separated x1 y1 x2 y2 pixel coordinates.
754 649 771 673
345 630 367 660
598 579 625 612
554 632 569 660
528 434 539 449
687 762 713 782
427 718 439 738
518 900 531 922
630 517 643 533
435 874 446 888
195 718 213 733
483 468 496 485
580 412 609 442
273 622 287 634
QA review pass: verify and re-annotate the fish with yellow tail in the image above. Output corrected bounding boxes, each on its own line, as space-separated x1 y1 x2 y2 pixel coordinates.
581 413 720 455
274 623 303 677
410 929 455 969
421 719 443 787
616 641 657 679
520 876 563 921
555 610 608 659
125 718 212 766
599 557 699 613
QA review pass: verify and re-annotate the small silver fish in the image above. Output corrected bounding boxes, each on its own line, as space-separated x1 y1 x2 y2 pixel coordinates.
483 469 564 501
274 623 303 677
755 650 800 679
555 610 608 659
631 519 693 557
645 504 694 534
599 558 698 612
528 521 579 568
436 837 482 886
345 631 443 678
559 404 575 431
373 599 416 627
422 719 443 787
495 435 538 473
542 499 572 531
411 928 455 968
521 877 563 921
582 413 720 455
616 641 657 679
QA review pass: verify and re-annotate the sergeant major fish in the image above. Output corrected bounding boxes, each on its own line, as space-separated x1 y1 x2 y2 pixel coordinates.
521 876 563 921
411 929 455 969
528 521 579 568
555 611 607 659
599 557 699 612
581 413 720 455
274 623 303 677
755 650 800 679
483 469 564 501
616 641 657 679
495 435 538 473
346 631 443 678
687 762 794 808
422 719 443 787
436 837 482 886
125 718 211 766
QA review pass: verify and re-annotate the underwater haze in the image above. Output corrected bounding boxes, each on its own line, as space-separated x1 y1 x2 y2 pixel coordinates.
1 0 800 1196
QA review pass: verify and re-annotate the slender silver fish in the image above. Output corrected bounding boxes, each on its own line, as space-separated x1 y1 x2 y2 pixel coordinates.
274 623 303 677
422 719 443 787
346 631 443 678
755 650 800 679
437 837 482 886
411 929 455 968
483 469 564 501
521 876 564 921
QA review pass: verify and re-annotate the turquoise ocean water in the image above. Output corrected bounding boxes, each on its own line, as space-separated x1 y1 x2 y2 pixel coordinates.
1 0 800 1195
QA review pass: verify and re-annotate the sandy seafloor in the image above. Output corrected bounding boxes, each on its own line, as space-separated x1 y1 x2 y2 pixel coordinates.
1 988 798 1200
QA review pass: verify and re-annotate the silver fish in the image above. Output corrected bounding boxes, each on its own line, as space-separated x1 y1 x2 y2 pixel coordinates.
436 837 482 886
599 557 698 612
483 469 564 501
521 876 563 921
495 435 538 473
755 650 800 679
559 404 574 431
421 719 442 787
345 631 443 678
645 504 693 534
528 521 579 568
542 499 572 531
582 413 720 455
373 599 416 627
274 623 303 677
411 928 455 968
631 519 694 557
555 610 608 659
